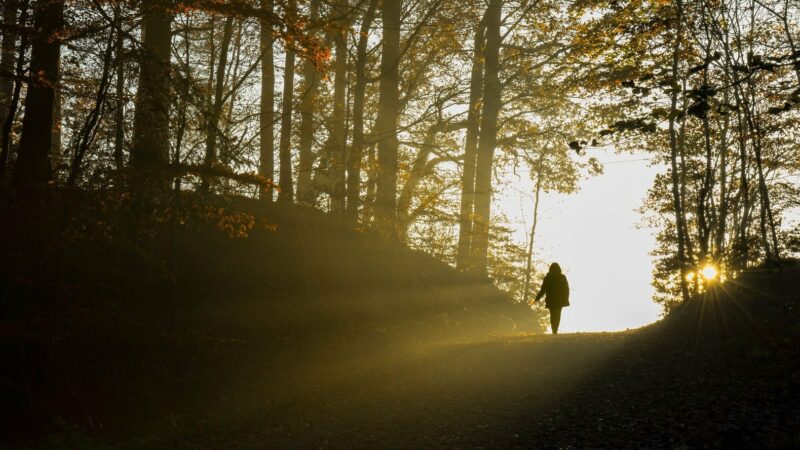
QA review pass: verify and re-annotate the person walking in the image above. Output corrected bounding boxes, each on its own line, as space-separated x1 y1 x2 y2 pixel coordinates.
534 263 570 334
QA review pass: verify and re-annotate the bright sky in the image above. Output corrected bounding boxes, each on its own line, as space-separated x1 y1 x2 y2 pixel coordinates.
500 149 665 332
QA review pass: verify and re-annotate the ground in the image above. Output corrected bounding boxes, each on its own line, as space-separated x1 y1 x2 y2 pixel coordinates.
32 267 800 449
2 197 799 448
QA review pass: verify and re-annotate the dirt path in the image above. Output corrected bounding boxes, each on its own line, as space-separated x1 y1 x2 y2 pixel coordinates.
134 332 629 448
132 317 797 449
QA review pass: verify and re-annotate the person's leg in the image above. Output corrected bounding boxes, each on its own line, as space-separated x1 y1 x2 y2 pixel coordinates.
550 307 562 334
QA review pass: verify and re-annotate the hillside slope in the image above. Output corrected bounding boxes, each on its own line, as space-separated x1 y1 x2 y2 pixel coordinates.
0 193 537 445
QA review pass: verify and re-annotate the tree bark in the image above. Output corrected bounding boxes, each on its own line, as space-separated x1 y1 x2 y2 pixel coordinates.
696 0 717 263
470 0 502 276
364 142 376 221
666 0 690 302
130 0 172 185
0 0 28 181
113 4 125 172
732 88 750 267
295 0 320 205
259 0 275 202
374 0 402 233
13 0 64 186
748 99 780 261
523 161 543 304
328 4 349 214
456 15 486 271
720 25 750 268
345 0 378 219
221 20 243 171
51 69 61 170
0 0 17 152
697 98 712 262
277 0 297 203
715 89 730 260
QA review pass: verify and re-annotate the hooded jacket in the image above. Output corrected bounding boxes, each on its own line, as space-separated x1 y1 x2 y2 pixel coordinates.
535 270 570 309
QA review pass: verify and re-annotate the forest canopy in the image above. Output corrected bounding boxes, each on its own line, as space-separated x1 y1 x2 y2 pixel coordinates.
0 0 798 310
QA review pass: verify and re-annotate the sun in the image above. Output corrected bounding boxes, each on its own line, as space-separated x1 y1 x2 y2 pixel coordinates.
700 264 719 281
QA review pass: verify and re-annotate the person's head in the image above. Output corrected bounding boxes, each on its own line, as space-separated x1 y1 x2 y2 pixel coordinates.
548 262 562 274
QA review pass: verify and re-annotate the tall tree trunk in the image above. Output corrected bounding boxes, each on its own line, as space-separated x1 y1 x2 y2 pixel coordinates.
295 0 320 205
13 0 63 186
0 0 28 181
470 0 502 276
696 0 717 263
374 0 402 233
734 99 750 267
329 4 349 214
277 0 297 203
666 0 690 302
677 78 694 270
173 13 191 192
0 0 17 154
721 24 750 269
130 0 172 184
715 90 730 260
456 16 486 271
0 0 19 180
201 16 234 192
363 142 376 221
221 20 243 171
734 76 778 261
523 161 543 304
748 103 780 261
697 68 713 262
51 71 61 171
113 4 125 172
259 0 275 202
345 0 378 219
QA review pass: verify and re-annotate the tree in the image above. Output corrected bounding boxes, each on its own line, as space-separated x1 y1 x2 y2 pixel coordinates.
130 0 172 184
374 0 402 232
0 0 24 180
295 0 321 206
113 3 126 172
456 14 485 271
666 0 692 302
572 0 799 308
201 16 234 192
277 0 297 203
259 0 275 202
13 0 64 186
470 0 503 276
327 0 349 214
346 0 379 220
0 0 18 169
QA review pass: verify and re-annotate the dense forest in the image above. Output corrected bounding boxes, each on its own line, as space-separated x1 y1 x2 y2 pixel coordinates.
1 0 798 308
2 0 800 447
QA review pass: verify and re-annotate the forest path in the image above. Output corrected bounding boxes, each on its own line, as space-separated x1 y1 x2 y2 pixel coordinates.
140 301 796 450
146 331 630 448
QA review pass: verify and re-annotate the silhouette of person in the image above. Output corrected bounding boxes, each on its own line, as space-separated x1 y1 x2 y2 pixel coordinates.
534 262 570 334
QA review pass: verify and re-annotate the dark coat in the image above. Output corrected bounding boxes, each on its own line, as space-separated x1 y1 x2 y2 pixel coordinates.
535 272 570 309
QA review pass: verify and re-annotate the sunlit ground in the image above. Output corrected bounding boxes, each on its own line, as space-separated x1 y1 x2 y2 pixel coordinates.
503 149 665 333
